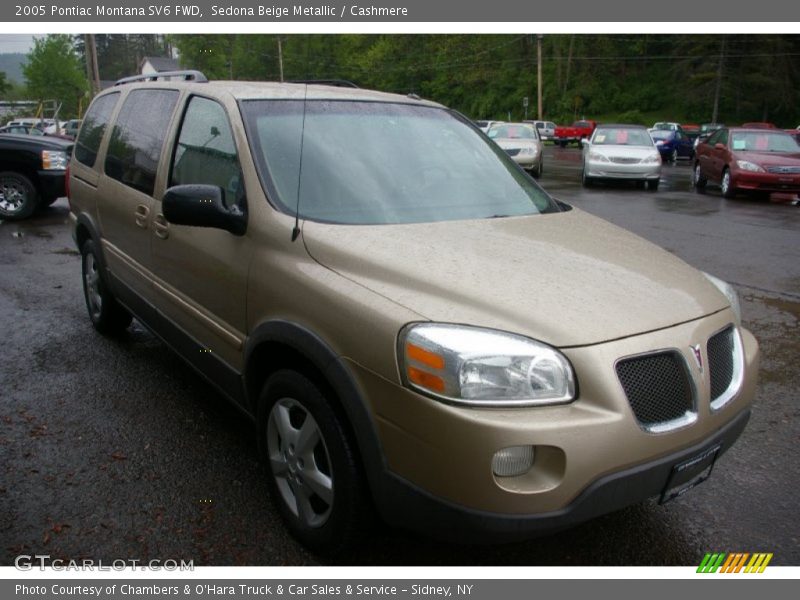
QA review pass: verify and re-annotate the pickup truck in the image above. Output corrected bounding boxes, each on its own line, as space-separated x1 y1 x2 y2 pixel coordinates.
0 133 72 220
554 120 597 147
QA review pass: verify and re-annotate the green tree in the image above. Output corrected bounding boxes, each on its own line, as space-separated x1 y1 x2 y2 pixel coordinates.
0 71 10 96
23 34 88 117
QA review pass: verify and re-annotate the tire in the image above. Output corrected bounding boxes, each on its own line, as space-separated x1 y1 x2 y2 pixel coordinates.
81 240 132 335
531 159 542 178
670 149 678 163
647 179 660 191
258 370 369 553
692 162 707 189
42 196 60 207
581 168 593 187
635 180 646 190
559 140 567 148
721 168 736 199
0 171 38 220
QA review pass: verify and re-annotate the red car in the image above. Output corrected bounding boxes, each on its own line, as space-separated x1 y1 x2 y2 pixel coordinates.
554 119 597 147
692 127 800 198
740 122 777 129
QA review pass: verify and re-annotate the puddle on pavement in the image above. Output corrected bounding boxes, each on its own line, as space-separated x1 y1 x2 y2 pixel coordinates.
742 290 799 385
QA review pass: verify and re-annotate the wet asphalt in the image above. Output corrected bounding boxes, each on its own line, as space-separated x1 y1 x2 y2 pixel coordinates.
1 145 798 566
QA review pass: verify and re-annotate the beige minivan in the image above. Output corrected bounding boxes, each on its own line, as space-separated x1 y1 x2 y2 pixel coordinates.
69 71 759 552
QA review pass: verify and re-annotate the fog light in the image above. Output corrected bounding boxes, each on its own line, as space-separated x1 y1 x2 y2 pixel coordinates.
492 446 535 477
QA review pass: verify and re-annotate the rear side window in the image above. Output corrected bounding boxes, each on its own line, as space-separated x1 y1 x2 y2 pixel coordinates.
170 96 242 208
75 92 119 167
105 89 179 197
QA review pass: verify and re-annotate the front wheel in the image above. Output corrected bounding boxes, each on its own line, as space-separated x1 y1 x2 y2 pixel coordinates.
581 168 593 187
647 179 660 191
258 370 369 553
0 171 38 220
670 149 678 163
721 168 736 199
692 163 707 189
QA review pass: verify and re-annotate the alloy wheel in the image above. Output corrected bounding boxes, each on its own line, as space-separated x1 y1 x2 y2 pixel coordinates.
267 397 334 528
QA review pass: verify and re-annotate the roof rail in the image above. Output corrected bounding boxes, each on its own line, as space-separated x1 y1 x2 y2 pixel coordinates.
288 79 360 89
114 70 208 86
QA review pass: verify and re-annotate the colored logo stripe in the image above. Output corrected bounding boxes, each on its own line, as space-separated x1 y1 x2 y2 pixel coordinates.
697 552 772 573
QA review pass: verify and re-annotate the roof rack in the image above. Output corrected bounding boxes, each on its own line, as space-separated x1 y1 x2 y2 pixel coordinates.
114 70 208 86
288 79 359 89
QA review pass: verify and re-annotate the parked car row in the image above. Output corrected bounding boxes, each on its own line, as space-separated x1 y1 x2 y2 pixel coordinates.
1 117 82 140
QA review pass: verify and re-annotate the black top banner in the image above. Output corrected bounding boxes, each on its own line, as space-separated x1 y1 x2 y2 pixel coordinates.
4 0 800 22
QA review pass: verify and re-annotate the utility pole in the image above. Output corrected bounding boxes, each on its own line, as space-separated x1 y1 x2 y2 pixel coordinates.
84 34 101 95
537 34 543 120
711 36 726 124
277 37 284 82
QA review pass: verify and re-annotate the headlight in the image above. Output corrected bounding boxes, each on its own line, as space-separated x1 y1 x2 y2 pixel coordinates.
398 323 576 407
736 160 765 173
703 272 742 324
588 151 609 162
522 146 538 156
642 153 661 164
41 150 69 170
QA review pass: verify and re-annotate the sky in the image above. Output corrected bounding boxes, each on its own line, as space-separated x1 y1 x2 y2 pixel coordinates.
0 34 42 54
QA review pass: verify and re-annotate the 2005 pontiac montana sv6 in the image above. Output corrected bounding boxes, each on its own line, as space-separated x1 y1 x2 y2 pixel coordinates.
69 71 759 552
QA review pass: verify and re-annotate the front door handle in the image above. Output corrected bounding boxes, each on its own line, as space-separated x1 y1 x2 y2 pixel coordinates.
134 204 149 228
153 214 170 240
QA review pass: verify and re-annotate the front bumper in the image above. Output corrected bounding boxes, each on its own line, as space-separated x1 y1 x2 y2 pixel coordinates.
732 170 800 193
585 159 661 180
510 153 539 169
37 169 67 201
377 407 750 542
352 310 758 540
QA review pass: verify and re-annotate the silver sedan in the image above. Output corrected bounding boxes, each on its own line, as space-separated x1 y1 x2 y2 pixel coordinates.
487 122 544 177
582 125 662 190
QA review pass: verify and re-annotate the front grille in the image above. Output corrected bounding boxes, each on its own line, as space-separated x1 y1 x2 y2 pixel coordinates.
505 148 521 157
766 166 800 174
609 156 641 164
616 352 693 428
708 326 735 403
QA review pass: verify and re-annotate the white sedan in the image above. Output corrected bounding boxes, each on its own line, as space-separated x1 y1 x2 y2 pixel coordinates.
487 122 544 177
582 125 662 190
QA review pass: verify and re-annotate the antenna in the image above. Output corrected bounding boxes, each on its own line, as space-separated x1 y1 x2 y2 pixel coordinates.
291 85 309 242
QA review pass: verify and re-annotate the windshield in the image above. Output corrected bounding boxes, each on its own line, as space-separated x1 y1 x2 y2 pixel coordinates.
649 130 673 141
730 132 800 153
488 124 536 140
592 128 653 146
242 100 558 225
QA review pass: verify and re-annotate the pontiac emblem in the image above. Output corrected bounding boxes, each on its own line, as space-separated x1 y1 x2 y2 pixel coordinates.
691 344 704 373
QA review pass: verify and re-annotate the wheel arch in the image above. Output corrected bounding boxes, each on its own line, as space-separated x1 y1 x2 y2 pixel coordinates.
74 213 108 269
244 320 387 498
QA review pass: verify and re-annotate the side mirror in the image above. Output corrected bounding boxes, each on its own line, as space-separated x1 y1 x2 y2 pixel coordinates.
162 184 246 236
581 138 591 147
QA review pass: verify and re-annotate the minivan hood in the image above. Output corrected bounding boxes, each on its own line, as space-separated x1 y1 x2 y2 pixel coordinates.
302 208 728 347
